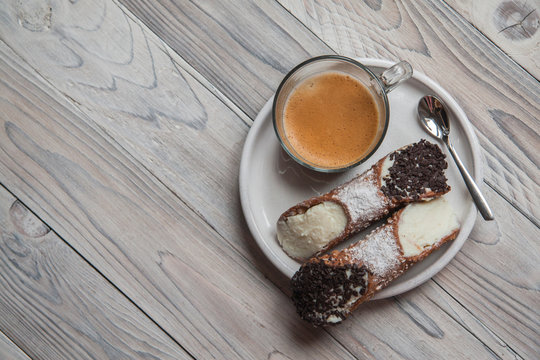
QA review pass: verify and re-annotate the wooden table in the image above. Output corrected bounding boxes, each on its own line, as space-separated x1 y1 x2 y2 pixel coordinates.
0 0 538 359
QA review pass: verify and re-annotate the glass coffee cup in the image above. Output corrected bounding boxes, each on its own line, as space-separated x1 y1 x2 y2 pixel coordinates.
273 55 412 172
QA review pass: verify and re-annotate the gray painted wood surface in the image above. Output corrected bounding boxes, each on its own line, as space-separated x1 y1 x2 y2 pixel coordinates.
0 331 31 360
0 0 538 359
444 0 540 79
0 186 191 359
118 0 540 221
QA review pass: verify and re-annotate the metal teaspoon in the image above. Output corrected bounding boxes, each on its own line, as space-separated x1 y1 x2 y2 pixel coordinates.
418 95 494 220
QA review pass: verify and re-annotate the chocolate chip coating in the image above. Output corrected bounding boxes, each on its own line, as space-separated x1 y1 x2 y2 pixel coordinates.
381 140 449 201
291 260 368 326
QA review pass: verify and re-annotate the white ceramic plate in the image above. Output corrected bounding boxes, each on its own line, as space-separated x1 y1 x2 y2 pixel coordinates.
240 58 481 299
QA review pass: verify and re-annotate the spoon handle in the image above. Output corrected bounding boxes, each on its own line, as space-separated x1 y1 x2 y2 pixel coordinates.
444 139 494 220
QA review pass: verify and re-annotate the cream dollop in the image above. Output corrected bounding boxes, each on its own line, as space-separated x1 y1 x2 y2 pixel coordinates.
397 197 459 257
277 201 347 259
379 156 394 187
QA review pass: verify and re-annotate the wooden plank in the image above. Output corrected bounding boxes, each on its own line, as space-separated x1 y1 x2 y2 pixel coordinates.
0 187 191 360
115 0 332 119
1 0 536 269
111 0 539 222
444 0 540 79
0 0 263 258
325 279 522 359
0 0 535 356
0 331 30 360
0 42 356 360
0 0 266 282
0 37 517 360
0 0 535 357
432 185 540 358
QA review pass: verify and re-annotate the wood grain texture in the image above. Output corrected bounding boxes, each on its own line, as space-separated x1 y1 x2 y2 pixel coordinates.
0 27 522 360
276 0 540 223
325 279 522 360
445 0 540 79
0 0 269 287
0 0 259 259
0 41 356 360
0 187 191 360
433 186 540 359
113 0 539 222
114 0 332 119
0 0 537 358
0 331 30 360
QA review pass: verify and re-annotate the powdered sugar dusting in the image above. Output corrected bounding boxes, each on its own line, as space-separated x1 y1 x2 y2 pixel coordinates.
348 225 401 277
335 169 387 224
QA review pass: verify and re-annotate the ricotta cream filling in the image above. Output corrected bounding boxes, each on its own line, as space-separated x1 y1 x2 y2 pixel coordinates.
277 201 347 259
380 156 394 186
397 197 459 257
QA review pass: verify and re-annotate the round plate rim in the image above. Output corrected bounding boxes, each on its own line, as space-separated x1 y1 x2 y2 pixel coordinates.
239 57 481 299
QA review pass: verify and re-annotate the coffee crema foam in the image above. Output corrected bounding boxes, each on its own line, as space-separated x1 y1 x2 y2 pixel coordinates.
284 72 379 168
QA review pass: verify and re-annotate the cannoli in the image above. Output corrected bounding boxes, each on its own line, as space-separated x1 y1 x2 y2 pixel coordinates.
291 197 460 326
277 140 450 260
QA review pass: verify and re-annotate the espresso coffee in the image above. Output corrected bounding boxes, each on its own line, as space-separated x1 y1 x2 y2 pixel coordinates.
283 72 379 168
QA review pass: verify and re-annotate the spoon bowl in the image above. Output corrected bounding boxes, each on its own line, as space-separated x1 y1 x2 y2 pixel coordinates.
417 95 494 221
418 95 449 139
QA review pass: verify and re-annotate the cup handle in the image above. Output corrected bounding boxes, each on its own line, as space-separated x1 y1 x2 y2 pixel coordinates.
379 61 413 93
